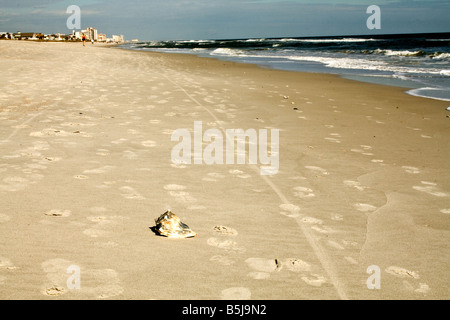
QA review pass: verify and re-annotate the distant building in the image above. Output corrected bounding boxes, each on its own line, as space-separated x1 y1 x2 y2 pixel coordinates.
1 27 125 43
12 32 38 40
112 34 124 43
72 30 82 40
54 33 63 41
97 34 107 42
79 27 98 41
86 27 98 41
0 32 11 40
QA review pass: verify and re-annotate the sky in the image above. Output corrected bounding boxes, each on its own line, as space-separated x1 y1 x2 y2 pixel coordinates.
0 0 449 40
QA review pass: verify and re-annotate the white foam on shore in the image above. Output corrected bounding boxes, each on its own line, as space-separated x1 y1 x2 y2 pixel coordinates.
407 87 450 102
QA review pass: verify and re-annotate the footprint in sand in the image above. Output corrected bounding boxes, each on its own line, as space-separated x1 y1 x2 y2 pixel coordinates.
0 176 30 192
202 172 226 182
83 166 115 174
209 226 242 267
325 137 341 144
279 203 301 218
344 256 358 265
41 258 75 297
283 258 312 273
301 274 327 287
327 240 345 250
120 186 145 200
141 140 157 147
385 266 420 279
207 238 246 253
220 287 251 300
245 258 282 279
74 175 89 180
41 258 123 298
0 257 17 270
245 256 320 283
343 180 367 191
44 209 71 217
206 225 246 253
300 216 323 225
353 203 377 212
407 282 430 294
413 181 448 197
229 169 251 179
351 148 373 156
43 157 62 162
44 286 66 296
170 162 187 169
387 266 432 295
162 129 174 135
213 225 238 236
331 214 344 221
164 184 186 191
293 186 315 198
305 166 329 176
325 133 341 144
385 266 431 294
164 184 196 203
402 166 420 174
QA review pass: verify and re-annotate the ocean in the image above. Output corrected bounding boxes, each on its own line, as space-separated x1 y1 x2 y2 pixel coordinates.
120 33 450 102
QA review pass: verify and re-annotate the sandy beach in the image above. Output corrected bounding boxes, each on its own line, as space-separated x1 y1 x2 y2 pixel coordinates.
0 40 448 300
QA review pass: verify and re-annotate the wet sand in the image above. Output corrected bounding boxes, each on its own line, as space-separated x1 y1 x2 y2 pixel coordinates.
0 40 449 299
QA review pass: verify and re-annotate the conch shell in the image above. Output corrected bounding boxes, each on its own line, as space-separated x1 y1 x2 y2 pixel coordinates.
154 210 197 238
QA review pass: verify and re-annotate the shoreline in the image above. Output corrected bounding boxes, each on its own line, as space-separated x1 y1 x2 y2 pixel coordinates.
117 45 450 104
115 35 450 103
0 41 449 300
117 45 449 112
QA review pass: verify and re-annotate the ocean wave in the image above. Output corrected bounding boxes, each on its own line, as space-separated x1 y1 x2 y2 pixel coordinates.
374 49 427 57
177 39 215 43
432 52 450 60
292 38 376 43
287 55 446 75
210 48 246 56
243 38 267 42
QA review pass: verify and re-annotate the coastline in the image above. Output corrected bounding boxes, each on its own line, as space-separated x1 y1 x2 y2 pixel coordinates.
0 41 449 300
118 33 450 102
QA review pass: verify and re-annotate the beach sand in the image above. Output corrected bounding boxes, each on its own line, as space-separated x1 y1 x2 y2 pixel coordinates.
0 40 448 300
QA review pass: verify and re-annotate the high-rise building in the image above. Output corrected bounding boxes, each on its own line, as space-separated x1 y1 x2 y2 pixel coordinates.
86 27 98 41
112 35 124 43
97 34 107 42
